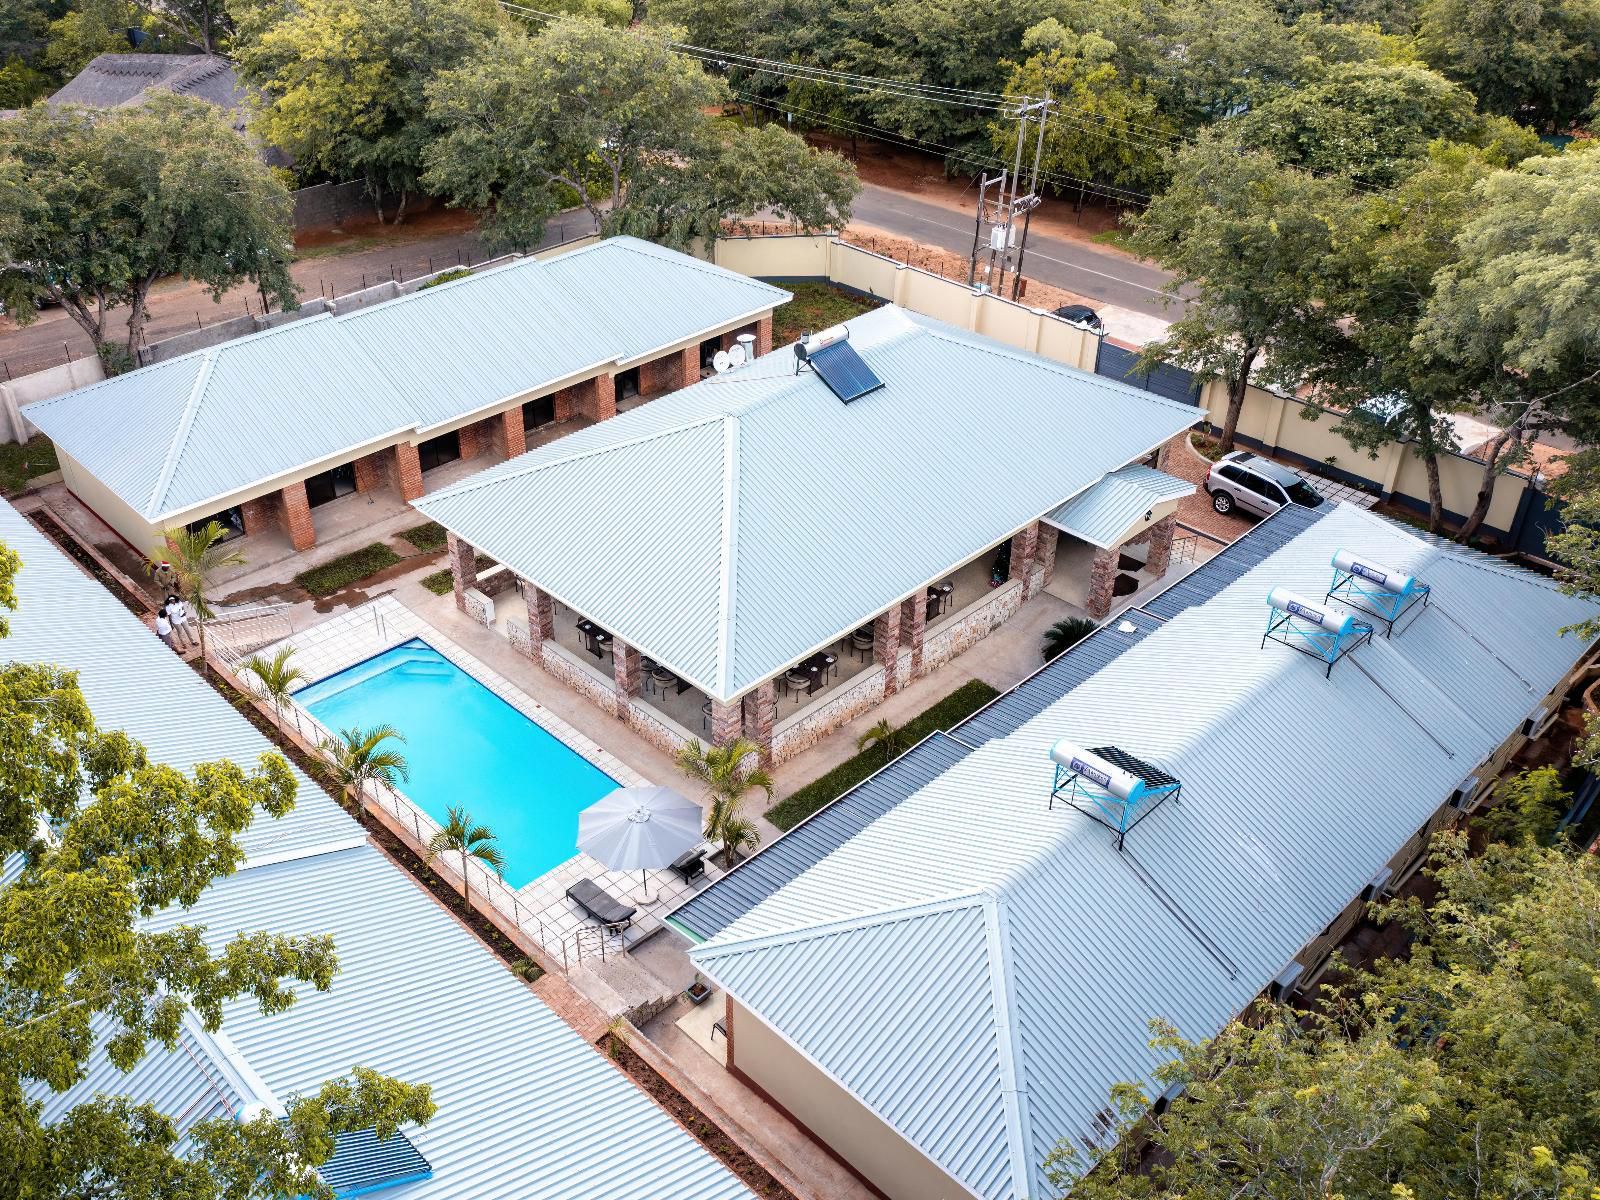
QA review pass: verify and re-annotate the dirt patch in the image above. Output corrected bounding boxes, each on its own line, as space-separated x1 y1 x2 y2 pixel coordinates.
607 1039 799 1200
293 204 479 253
28 509 154 616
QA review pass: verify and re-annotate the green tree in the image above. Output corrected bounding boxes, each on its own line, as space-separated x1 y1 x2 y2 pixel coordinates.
0 95 297 360
427 805 507 914
235 0 503 222
0 56 50 107
1417 0 1600 131
1130 134 1350 452
424 19 722 248
149 0 233 53
317 725 408 814
150 520 245 671
994 21 1177 198
1228 62 1481 189
0 540 435 1198
240 645 307 733
43 0 155 76
1417 148 1600 540
676 736 771 867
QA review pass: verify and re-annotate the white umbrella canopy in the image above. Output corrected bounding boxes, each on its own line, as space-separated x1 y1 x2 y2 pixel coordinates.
577 786 704 880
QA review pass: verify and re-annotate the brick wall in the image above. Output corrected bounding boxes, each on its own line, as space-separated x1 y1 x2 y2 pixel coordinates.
353 449 392 494
281 481 315 551
500 408 526 458
240 493 280 537
395 442 424 501
458 416 492 460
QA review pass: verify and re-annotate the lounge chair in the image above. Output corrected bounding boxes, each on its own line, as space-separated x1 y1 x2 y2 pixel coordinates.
565 878 637 928
670 847 707 882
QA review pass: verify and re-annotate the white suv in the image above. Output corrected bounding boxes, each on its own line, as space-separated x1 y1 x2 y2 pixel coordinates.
1206 451 1327 518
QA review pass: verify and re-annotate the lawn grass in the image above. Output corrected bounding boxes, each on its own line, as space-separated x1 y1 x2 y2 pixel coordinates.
398 520 448 552
294 543 402 598
420 568 453 596
1090 227 1133 251
0 435 59 495
766 679 1001 832
771 282 883 346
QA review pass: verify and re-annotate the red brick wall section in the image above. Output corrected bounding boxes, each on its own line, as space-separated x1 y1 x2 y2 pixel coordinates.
446 531 477 613
710 698 743 746
457 416 491 461
593 373 616 421
613 640 642 715
899 593 927 680
395 442 424 502
352 449 391 494
240 493 279 537
1037 522 1060 587
873 606 901 697
756 314 773 356
281 481 316 552
501 408 526 459
554 385 576 423
679 346 700 390
742 681 777 765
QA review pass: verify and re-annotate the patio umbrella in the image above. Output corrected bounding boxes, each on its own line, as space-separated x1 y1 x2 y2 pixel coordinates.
576 785 704 900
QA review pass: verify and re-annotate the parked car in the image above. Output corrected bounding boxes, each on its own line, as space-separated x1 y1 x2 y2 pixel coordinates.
1052 303 1104 334
1206 450 1327 517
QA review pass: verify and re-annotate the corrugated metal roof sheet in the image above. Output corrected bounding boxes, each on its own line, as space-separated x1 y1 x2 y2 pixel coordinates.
1043 464 1196 548
0 500 753 1200
417 305 1200 699
317 1128 432 1196
23 238 788 521
691 501 1599 1200
1141 502 1326 619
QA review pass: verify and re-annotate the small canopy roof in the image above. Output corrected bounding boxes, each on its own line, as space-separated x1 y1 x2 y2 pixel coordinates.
1043 463 1195 548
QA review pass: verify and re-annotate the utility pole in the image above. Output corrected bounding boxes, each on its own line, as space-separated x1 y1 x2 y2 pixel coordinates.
1011 91 1052 302
967 171 1007 288
964 94 1052 300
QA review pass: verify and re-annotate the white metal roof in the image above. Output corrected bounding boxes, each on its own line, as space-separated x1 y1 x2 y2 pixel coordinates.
23 238 789 522
415 306 1200 701
1043 463 1196 548
0 500 752 1200
691 502 1598 1200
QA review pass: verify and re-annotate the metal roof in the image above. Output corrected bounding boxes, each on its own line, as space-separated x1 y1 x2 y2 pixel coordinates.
316 1128 432 1197
690 501 1598 1200
23 238 788 522
1043 463 1196 548
416 305 1200 701
0 501 753 1200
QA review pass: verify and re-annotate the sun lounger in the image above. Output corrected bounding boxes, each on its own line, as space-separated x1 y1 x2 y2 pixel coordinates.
566 878 637 928
670 847 707 882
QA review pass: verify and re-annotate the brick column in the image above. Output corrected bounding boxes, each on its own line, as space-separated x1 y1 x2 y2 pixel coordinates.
709 698 742 747
353 449 391 494
899 592 927 680
755 314 773 356
679 345 700 389
873 606 902 698
281 481 315 552
500 408 526 459
240 493 279 537
613 640 642 717
457 417 490 461
554 385 576 422
1037 523 1060 587
394 443 424 502
1087 544 1119 620
446 531 477 613
1144 514 1178 578
1009 521 1042 598
1156 435 1179 473
593 373 616 421
526 582 555 656
742 680 777 766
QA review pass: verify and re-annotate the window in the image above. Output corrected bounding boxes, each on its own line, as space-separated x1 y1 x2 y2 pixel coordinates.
523 395 555 431
700 336 723 368
304 464 357 508
417 432 461 473
616 367 641 399
1284 480 1326 508
1219 465 1248 484
1239 471 1281 500
187 506 244 541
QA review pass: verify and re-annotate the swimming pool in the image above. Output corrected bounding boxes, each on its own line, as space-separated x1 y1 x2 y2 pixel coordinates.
296 638 618 887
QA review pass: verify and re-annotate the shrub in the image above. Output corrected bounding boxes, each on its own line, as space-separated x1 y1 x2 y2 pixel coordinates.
766 679 999 831
294 543 402 598
399 521 448 552
417 267 472 290
420 568 454 596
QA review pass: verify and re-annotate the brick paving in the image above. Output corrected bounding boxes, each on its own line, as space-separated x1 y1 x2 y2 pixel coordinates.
1166 433 1254 542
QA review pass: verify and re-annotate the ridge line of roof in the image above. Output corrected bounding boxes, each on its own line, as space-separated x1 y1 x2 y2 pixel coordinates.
577 237 793 296
697 888 993 957
146 344 223 518
981 893 1037 1200
714 414 741 698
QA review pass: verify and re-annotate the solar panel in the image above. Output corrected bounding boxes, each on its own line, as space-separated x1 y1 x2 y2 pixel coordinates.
312 1127 433 1197
808 339 885 403
1090 745 1181 790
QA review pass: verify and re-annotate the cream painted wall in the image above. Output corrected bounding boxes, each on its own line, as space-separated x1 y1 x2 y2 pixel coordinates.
727 997 981 1200
1103 495 1183 548
59 450 162 551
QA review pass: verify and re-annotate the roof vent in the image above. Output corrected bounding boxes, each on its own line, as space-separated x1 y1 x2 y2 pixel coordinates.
1048 740 1183 850
794 325 884 403
1324 549 1430 635
1262 587 1373 677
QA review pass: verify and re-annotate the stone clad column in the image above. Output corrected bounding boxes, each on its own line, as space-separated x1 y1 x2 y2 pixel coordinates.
1086 544 1119 620
709 698 742 746
613 640 642 718
280 481 315 552
1144 514 1178 578
899 593 927 681
1009 521 1042 598
874 606 902 698
743 680 777 766
446 531 477 613
1037 523 1060 587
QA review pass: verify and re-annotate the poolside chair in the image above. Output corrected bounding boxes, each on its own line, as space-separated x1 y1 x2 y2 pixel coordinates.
565 878 637 929
670 847 707 882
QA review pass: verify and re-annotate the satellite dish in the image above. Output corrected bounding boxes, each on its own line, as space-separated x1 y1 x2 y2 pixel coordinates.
712 350 732 374
727 343 747 368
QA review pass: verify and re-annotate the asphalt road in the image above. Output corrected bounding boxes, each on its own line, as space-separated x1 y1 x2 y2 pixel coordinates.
850 183 1183 320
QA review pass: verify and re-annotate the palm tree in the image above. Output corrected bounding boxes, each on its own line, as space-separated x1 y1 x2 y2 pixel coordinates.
150 521 245 673
1042 617 1097 662
675 737 772 868
318 724 408 814
240 646 306 734
855 718 904 763
427 806 506 915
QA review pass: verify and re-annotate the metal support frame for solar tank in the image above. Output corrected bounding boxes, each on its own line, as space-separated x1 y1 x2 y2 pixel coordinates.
1261 587 1374 678
1048 741 1183 851
1322 549 1431 637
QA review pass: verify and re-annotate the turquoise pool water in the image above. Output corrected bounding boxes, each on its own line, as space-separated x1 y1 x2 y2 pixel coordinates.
297 638 617 886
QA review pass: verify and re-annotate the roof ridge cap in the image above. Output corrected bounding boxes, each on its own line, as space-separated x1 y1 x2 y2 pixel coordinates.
145 346 223 518
981 893 1038 1200
713 412 741 698
697 888 992 957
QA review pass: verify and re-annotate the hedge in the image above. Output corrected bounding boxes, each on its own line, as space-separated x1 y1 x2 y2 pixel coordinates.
294 543 402 598
398 521 448 552
765 678 999 831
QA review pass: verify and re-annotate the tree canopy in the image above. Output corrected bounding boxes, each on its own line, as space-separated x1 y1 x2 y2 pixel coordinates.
0 539 434 1198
